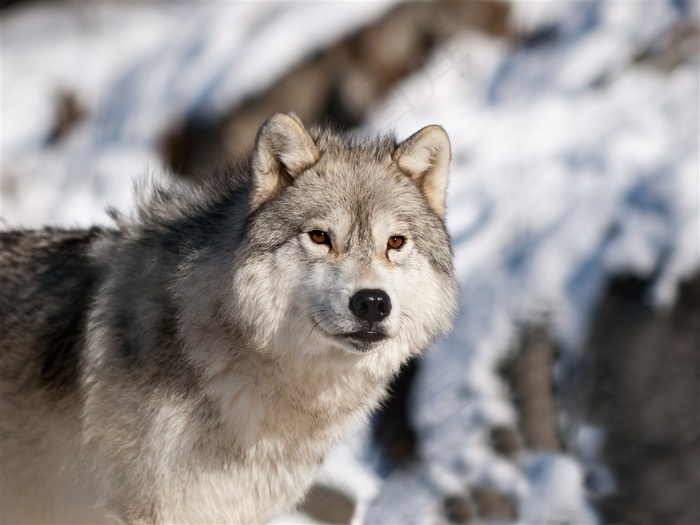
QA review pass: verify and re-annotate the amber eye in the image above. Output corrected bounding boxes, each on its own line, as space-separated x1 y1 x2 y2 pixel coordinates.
387 235 406 250
309 230 331 246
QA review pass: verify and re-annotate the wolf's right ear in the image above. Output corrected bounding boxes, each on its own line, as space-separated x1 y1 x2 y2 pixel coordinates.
249 113 320 210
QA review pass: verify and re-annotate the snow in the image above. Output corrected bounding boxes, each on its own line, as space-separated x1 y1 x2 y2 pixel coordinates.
519 454 597 525
1 1 698 524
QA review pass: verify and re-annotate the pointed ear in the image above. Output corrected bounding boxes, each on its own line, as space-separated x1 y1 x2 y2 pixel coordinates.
249 113 320 210
393 125 451 218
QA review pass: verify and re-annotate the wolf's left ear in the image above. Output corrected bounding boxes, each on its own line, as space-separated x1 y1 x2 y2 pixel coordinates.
393 125 451 218
250 113 320 210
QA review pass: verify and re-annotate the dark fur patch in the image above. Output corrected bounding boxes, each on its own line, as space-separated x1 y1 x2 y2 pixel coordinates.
38 296 91 395
34 229 107 395
112 307 140 367
0 228 112 396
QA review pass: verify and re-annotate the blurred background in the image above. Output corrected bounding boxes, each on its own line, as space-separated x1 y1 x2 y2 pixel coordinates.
1 1 698 523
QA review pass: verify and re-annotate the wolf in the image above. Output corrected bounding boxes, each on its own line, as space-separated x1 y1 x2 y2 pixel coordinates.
0 113 458 524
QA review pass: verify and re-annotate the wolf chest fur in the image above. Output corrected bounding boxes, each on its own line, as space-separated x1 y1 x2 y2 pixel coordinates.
0 113 458 524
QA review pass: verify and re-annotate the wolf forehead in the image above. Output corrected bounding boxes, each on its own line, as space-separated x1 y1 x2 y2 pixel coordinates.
273 135 427 222
248 113 451 230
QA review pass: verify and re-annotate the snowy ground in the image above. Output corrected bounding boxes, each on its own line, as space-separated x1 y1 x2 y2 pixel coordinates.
1 1 698 524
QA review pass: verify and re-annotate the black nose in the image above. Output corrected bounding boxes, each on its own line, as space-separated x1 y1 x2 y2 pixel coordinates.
349 289 391 324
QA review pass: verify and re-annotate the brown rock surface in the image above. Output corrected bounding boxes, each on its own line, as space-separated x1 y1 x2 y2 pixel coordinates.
471 486 517 522
444 493 476 524
584 272 700 525
501 324 563 452
299 484 356 525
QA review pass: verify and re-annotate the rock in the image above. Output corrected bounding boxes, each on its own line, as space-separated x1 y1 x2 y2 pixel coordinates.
444 494 475 524
500 324 563 452
583 272 700 525
490 425 522 458
299 484 356 525
472 486 517 522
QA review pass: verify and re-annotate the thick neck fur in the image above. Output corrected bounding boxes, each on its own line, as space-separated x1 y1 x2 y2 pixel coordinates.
174 246 397 458
199 334 391 459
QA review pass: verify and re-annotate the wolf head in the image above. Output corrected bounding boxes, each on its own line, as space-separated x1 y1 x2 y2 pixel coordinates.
221 113 458 370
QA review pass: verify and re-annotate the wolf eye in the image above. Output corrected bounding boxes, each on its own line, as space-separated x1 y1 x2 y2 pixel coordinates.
387 235 406 250
309 230 331 246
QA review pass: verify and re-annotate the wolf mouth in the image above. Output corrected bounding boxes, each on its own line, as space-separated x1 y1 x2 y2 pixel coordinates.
315 322 387 350
316 323 388 349
337 330 388 352
342 331 387 344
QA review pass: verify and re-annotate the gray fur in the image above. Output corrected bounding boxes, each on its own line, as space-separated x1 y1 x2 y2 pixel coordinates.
0 114 458 524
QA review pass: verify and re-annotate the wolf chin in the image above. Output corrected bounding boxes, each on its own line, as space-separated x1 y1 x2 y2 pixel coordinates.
0 113 458 524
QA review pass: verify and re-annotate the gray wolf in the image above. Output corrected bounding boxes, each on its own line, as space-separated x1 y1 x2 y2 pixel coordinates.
0 113 458 524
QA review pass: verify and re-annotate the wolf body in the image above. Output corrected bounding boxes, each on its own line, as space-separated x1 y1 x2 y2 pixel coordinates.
0 114 458 524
